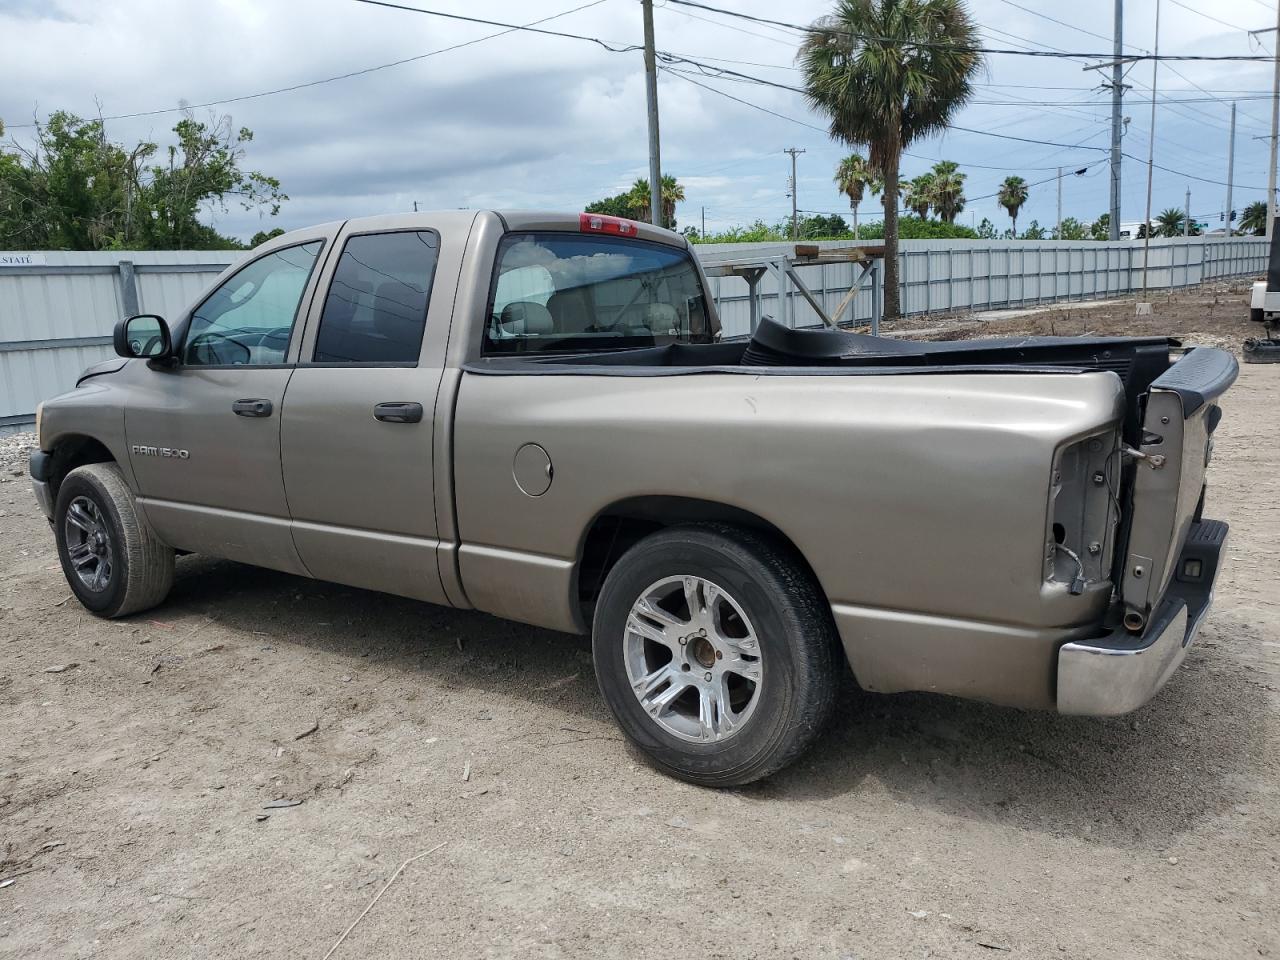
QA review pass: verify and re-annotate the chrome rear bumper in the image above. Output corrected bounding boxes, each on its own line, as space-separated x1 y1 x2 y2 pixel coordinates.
1057 518 1227 716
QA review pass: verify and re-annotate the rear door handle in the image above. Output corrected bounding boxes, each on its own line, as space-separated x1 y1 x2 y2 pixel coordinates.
232 398 273 418
373 401 423 423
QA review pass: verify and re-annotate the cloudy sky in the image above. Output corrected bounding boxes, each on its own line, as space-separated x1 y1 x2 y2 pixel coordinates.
1 0 1276 240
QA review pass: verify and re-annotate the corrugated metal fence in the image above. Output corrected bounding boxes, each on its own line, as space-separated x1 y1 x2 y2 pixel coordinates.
0 235 1268 432
700 235 1268 337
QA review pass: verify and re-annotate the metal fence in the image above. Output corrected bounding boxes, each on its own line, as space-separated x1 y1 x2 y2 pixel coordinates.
699 235 1269 338
0 235 1268 433
0 251 234 432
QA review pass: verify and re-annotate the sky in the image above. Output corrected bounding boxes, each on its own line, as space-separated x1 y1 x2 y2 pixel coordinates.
1 0 1277 241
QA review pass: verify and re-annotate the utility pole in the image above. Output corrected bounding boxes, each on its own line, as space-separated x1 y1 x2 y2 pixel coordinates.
1184 186 1191 237
1269 2 1280 239
1141 0 1161 295
1109 0 1124 241
1056 167 1063 238
1226 102 1236 237
413 201 418 213
641 0 663 228
702 205 706 237
784 147 805 239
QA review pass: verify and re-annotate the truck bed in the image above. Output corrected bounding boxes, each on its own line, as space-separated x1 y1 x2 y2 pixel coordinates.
467 319 1178 445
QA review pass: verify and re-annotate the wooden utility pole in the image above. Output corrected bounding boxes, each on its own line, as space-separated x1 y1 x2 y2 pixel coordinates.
642 0 662 227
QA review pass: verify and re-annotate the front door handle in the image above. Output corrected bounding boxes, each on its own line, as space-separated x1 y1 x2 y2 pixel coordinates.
374 401 424 423
232 398 273 418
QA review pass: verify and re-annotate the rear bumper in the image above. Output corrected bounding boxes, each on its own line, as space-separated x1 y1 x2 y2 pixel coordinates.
1057 517 1227 716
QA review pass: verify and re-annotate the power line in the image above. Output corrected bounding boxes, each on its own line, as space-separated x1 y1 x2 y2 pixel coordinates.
4 0 610 129
662 68 1105 171
990 0 1114 45
661 0 1276 61
1165 0 1252 33
350 0 638 52
668 61 1269 191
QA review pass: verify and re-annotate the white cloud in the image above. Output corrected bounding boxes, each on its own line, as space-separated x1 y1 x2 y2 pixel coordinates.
1 0 1273 239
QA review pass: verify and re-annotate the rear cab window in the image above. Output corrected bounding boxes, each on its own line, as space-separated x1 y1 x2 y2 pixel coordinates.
483 233 712 355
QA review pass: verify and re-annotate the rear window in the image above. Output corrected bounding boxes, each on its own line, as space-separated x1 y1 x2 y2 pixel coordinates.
483 233 712 355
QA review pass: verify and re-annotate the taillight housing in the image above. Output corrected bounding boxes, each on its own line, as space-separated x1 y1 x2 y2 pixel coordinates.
579 213 639 236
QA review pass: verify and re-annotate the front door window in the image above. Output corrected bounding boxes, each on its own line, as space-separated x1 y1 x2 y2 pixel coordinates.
184 241 324 365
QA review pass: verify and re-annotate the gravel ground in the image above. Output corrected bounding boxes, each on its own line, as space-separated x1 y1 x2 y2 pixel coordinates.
1 291 1278 959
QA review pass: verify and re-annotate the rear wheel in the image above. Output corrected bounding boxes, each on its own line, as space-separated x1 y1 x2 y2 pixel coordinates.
592 524 841 786
54 463 174 618
1250 307 1265 323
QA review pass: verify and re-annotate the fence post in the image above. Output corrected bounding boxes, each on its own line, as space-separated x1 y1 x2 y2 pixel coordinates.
117 260 139 317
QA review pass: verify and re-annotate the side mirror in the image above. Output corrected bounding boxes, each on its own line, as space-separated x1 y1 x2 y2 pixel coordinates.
113 314 173 360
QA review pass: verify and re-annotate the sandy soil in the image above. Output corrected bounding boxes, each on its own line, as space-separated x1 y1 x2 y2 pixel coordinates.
1 287 1278 959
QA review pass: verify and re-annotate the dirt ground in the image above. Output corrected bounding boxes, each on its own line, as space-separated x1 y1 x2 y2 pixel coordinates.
1 286 1278 959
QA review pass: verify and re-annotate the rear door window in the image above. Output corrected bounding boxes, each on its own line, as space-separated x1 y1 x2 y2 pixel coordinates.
484 233 712 354
313 230 439 364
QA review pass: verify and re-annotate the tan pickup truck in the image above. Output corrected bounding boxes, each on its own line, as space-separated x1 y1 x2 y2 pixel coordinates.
31 211 1237 785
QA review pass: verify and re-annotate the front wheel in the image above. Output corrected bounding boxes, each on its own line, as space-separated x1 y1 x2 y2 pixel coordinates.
592 524 842 786
54 463 174 618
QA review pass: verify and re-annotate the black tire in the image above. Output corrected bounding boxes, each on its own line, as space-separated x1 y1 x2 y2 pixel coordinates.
1250 307 1265 323
592 523 841 787
54 463 174 618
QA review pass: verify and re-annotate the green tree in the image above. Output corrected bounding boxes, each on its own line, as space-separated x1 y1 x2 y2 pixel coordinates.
249 227 286 247
928 160 965 223
0 110 284 250
997 175 1029 237
1022 219 1046 240
799 0 982 319
1154 207 1187 238
584 194 631 218
1240 201 1268 236
834 153 881 239
798 213 852 238
622 175 684 229
975 216 997 239
1088 212 1110 241
1054 216 1088 241
139 115 284 250
904 173 935 219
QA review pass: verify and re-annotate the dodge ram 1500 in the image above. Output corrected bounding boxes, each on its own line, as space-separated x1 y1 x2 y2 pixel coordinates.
31 211 1237 785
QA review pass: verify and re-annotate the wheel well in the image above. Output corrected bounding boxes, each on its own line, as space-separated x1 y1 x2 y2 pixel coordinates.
576 496 823 612
48 436 115 498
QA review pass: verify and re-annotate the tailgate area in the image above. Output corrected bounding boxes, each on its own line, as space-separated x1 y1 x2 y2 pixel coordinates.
1057 345 1238 715
1058 517 1227 715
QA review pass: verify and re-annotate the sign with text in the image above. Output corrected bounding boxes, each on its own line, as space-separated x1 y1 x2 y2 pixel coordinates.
0 253 47 266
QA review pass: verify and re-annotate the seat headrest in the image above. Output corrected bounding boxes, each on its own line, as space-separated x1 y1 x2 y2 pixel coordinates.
642 302 680 334
500 301 554 335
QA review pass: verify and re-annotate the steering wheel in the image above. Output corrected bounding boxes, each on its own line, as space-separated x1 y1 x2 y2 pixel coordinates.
187 331 252 365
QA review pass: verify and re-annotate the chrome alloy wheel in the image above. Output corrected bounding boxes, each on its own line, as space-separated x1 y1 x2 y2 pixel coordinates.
623 576 764 742
64 495 114 592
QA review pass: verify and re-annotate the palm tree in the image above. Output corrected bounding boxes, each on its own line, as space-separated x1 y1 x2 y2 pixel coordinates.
834 153 882 239
929 160 966 223
904 174 935 219
997 175 1029 237
1155 207 1186 238
799 0 982 320
624 175 685 229
1241 200 1268 236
